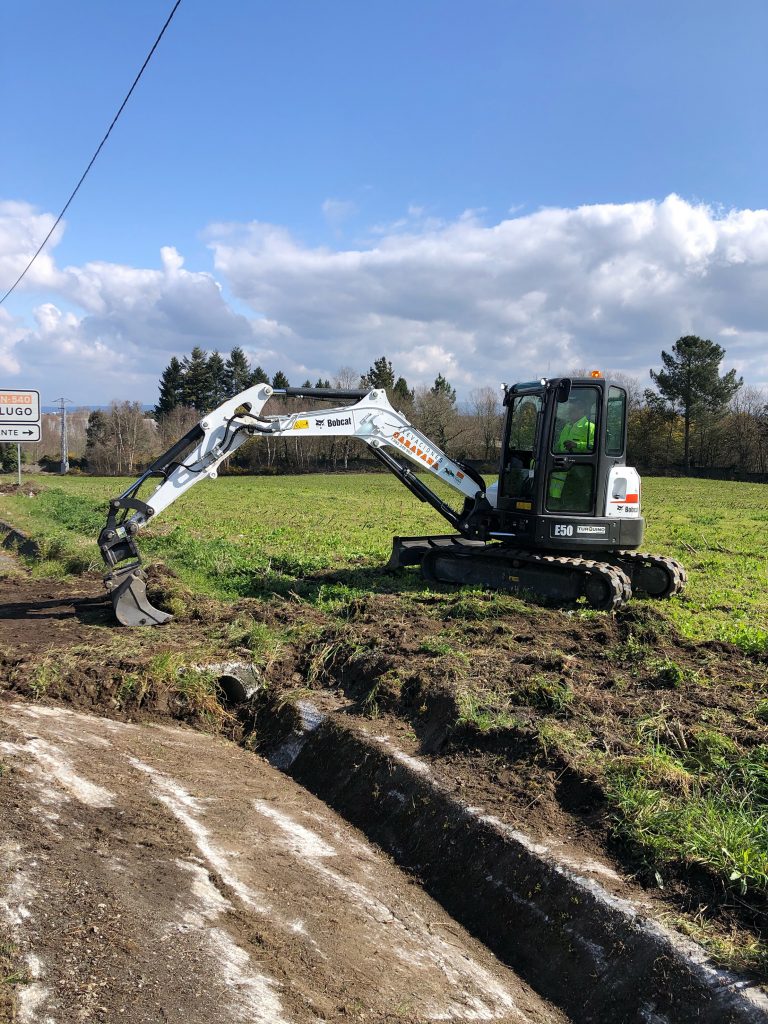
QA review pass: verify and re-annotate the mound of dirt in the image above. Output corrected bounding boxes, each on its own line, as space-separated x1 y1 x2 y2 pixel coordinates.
0 481 40 496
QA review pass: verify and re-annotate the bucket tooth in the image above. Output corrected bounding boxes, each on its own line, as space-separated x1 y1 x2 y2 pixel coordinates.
104 564 171 627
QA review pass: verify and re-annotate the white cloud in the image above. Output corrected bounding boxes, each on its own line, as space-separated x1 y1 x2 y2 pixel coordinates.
1 193 767 403
0 201 68 305
209 194 768 390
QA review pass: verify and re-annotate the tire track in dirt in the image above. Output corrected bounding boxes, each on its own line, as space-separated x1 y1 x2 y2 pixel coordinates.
0 701 566 1024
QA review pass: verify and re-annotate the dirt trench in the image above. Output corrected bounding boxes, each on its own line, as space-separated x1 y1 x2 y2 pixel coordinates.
0 698 566 1024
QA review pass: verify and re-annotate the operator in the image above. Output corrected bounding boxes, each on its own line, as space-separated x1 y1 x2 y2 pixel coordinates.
549 392 596 504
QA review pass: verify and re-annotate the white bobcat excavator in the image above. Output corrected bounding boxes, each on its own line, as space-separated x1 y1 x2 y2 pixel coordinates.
98 375 686 626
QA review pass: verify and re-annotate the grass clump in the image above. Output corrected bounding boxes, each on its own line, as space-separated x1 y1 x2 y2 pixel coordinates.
239 620 284 669
174 666 233 730
27 656 62 699
418 637 465 659
518 674 574 714
456 687 521 733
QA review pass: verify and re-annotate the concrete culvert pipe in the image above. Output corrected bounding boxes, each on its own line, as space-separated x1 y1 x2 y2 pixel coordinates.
201 662 262 705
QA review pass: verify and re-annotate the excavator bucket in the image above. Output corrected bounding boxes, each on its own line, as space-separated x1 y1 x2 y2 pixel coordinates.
104 564 172 627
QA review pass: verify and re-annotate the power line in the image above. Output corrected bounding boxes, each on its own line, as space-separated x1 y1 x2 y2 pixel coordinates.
0 0 183 308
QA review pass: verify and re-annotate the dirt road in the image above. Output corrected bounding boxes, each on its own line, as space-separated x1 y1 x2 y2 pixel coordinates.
0 699 566 1024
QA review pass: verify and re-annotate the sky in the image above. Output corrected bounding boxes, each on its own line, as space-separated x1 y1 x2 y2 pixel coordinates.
1 0 767 407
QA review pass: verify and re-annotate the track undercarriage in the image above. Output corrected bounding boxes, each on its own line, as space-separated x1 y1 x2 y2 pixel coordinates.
388 536 687 612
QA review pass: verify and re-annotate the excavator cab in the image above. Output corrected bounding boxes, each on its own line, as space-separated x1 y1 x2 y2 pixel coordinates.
494 375 642 551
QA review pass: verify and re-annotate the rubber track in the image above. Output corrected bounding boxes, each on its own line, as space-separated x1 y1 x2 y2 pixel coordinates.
430 547 633 611
614 550 688 598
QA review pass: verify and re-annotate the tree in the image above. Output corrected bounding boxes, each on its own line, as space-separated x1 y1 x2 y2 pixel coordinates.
156 404 201 451
155 356 185 417
207 351 228 407
334 366 359 389
362 356 395 390
392 376 413 405
85 409 109 451
431 373 456 404
272 370 290 388
314 377 331 388
85 402 157 475
412 386 462 452
469 386 503 461
251 364 270 385
181 347 214 412
0 444 21 473
223 346 253 397
649 336 742 471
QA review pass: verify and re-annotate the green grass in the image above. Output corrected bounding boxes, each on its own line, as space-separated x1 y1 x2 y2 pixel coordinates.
1 473 766 650
640 477 768 652
605 742 768 896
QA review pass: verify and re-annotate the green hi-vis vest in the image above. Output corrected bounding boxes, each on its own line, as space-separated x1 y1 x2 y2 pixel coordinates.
550 416 595 499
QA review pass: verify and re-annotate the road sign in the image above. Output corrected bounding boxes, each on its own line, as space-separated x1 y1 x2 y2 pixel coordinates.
0 425 40 441
0 390 41 442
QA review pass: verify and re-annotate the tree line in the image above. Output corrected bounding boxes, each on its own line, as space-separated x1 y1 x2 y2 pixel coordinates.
4 335 765 479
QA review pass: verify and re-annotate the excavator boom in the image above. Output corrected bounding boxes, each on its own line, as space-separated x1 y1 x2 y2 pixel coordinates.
98 384 488 625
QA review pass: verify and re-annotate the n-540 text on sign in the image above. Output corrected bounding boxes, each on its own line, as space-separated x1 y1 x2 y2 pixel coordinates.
0 389 41 443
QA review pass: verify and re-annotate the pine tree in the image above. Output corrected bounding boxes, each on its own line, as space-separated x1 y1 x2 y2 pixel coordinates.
223 346 253 396
181 347 214 411
362 356 395 390
649 336 742 471
251 365 270 385
301 379 313 388
207 351 228 407
85 410 109 450
314 377 331 388
272 370 290 389
154 356 185 417
431 373 457 404
393 376 413 404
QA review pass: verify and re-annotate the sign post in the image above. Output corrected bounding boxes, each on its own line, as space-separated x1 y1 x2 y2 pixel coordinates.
0 390 41 480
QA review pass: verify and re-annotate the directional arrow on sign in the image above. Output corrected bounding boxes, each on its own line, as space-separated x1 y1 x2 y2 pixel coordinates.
0 424 40 441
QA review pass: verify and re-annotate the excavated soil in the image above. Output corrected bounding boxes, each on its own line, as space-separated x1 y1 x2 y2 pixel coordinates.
0 699 565 1023
0 552 766 998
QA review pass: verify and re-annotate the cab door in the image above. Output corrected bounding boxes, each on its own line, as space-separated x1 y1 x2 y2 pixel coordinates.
545 386 601 515
497 392 543 511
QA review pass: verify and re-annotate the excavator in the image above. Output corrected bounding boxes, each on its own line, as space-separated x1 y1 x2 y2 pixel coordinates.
98 373 686 626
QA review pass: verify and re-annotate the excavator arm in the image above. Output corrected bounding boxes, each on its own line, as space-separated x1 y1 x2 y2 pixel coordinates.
98 384 488 625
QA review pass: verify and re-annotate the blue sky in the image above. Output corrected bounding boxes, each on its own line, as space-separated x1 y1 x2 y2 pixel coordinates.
2 0 767 403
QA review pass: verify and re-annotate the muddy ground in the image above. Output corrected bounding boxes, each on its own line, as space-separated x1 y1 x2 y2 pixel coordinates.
0 551 766 1008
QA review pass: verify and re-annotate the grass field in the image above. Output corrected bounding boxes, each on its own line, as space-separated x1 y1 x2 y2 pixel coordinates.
1 472 766 651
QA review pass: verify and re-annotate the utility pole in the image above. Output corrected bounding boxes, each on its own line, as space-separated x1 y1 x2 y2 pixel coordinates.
54 397 72 474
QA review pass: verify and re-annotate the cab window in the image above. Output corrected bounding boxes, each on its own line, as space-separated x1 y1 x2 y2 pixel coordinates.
500 394 541 499
606 386 626 456
551 388 598 455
